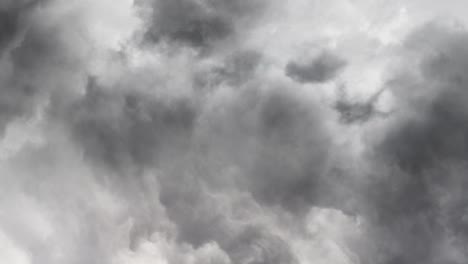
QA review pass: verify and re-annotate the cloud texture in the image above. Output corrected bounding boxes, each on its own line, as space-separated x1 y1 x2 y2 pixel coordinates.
2 1 468 264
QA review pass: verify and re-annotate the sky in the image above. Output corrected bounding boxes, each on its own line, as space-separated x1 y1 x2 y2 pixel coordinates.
1 0 468 263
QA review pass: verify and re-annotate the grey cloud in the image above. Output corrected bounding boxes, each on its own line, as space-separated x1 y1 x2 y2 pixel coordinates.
362 21 468 264
64 76 197 174
0 0 57 135
39 44 310 264
361 163 468 264
378 22 468 173
0 141 131 264
286 51 347 84
0 0 44 52
334 86 390 124
193 49 263 91
250 89 331 212
142 0 267 49
193 85 339 215
94 81 343 262
158 179 298 264
0 0 361 263
8 1 468 264
80 80 335 250
0 7 20 51
225 226 298 264
215 50 263 86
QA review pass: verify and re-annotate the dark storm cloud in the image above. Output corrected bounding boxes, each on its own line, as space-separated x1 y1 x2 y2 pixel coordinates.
0 0 58 135
88 79 342 261
106 82 338 255
362 21 468 264
7 1 468 263
0 7 20 52
142 0 267 49
0 79 37 135
9 4 311 259
11 1 468 263
285 51 347 83
0 0 45 52
360 162 468 264
64 76 197 174
194 85 339 214
379 22 468 173
250 89 331 212
359 166 440 264
10 21 64 73
0 0 380 263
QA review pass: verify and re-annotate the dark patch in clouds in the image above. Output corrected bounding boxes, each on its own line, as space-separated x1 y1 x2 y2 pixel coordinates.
286 51 347 83
0 0 54 134
334 86 390 124
0 0 44 52
216 50 263 85
143 0 266 49
251 88 331 213
65 77 197 173
365 22 468 264
0 7 20 51
192 85 339 215
380 22 468 173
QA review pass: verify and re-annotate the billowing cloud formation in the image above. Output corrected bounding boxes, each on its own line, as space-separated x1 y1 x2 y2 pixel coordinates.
381 22 468 172
361 21 468 264
2 1 468 264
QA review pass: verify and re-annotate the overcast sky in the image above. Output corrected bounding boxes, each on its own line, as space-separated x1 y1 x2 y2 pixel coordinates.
1 1 468 264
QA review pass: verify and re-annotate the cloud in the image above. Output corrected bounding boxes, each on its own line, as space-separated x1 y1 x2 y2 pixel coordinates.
0 0 101 135
286 51 347 84
334 86 390 124
379 21 468 172
362 21 468 264
64 76 197 174
4 1 468 264
141 0 267 50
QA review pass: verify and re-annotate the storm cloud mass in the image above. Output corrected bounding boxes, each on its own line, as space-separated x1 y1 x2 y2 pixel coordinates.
2 1 468 264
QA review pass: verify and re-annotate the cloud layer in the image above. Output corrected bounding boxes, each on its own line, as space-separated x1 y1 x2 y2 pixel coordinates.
2 1 468 264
